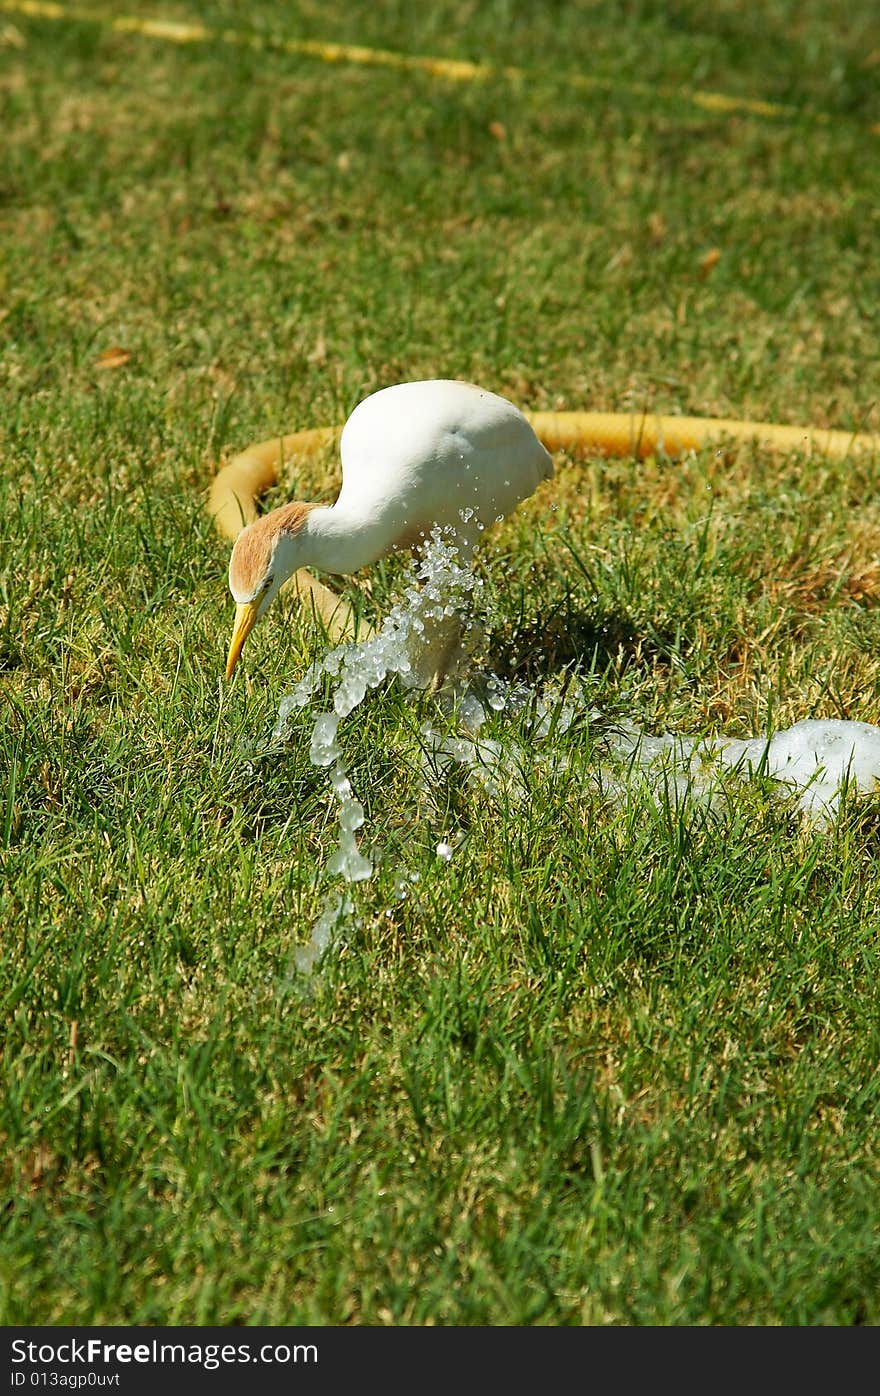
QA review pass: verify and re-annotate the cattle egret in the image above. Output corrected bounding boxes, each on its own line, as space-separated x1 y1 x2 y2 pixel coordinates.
225 380 553 679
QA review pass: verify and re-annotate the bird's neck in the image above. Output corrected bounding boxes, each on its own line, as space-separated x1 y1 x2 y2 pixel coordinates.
299 503 397 576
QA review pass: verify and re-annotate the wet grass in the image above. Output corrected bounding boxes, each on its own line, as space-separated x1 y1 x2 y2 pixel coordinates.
1 0 880 1325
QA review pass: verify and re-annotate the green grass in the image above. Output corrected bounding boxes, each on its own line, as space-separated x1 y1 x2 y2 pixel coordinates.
2 0 880 1325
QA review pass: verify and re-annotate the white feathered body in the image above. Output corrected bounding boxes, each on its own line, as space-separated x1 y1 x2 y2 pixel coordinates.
319 380 553 567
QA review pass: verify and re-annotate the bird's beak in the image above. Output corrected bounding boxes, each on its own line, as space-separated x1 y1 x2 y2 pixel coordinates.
225 599 261 680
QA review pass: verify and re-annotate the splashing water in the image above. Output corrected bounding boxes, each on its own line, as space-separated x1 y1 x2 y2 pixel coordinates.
276 526 483 972
419 671 593 804
272 526 880 974
292 888 358 976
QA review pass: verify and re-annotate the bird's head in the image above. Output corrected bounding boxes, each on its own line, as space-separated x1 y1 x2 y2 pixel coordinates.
225 502 314 679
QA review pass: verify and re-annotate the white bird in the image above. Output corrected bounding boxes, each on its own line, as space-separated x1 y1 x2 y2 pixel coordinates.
224 380 554 680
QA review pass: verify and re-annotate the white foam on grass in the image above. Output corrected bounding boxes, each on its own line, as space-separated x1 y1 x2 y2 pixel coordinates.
610 716 880 824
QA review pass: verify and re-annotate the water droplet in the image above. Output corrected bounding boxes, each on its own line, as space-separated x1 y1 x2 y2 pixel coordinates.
339 798 365 832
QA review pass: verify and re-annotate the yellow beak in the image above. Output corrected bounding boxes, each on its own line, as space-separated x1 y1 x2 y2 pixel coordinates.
225 599 262 680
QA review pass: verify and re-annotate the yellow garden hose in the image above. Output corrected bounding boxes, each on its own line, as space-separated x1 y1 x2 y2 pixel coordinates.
209 408 880 640
209 425 339 537
524 410 880 462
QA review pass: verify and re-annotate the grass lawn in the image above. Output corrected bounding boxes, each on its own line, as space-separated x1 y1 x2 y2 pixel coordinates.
1 0 880 1324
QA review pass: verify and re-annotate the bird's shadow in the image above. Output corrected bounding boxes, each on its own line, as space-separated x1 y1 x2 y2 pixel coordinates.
483 602 670 686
